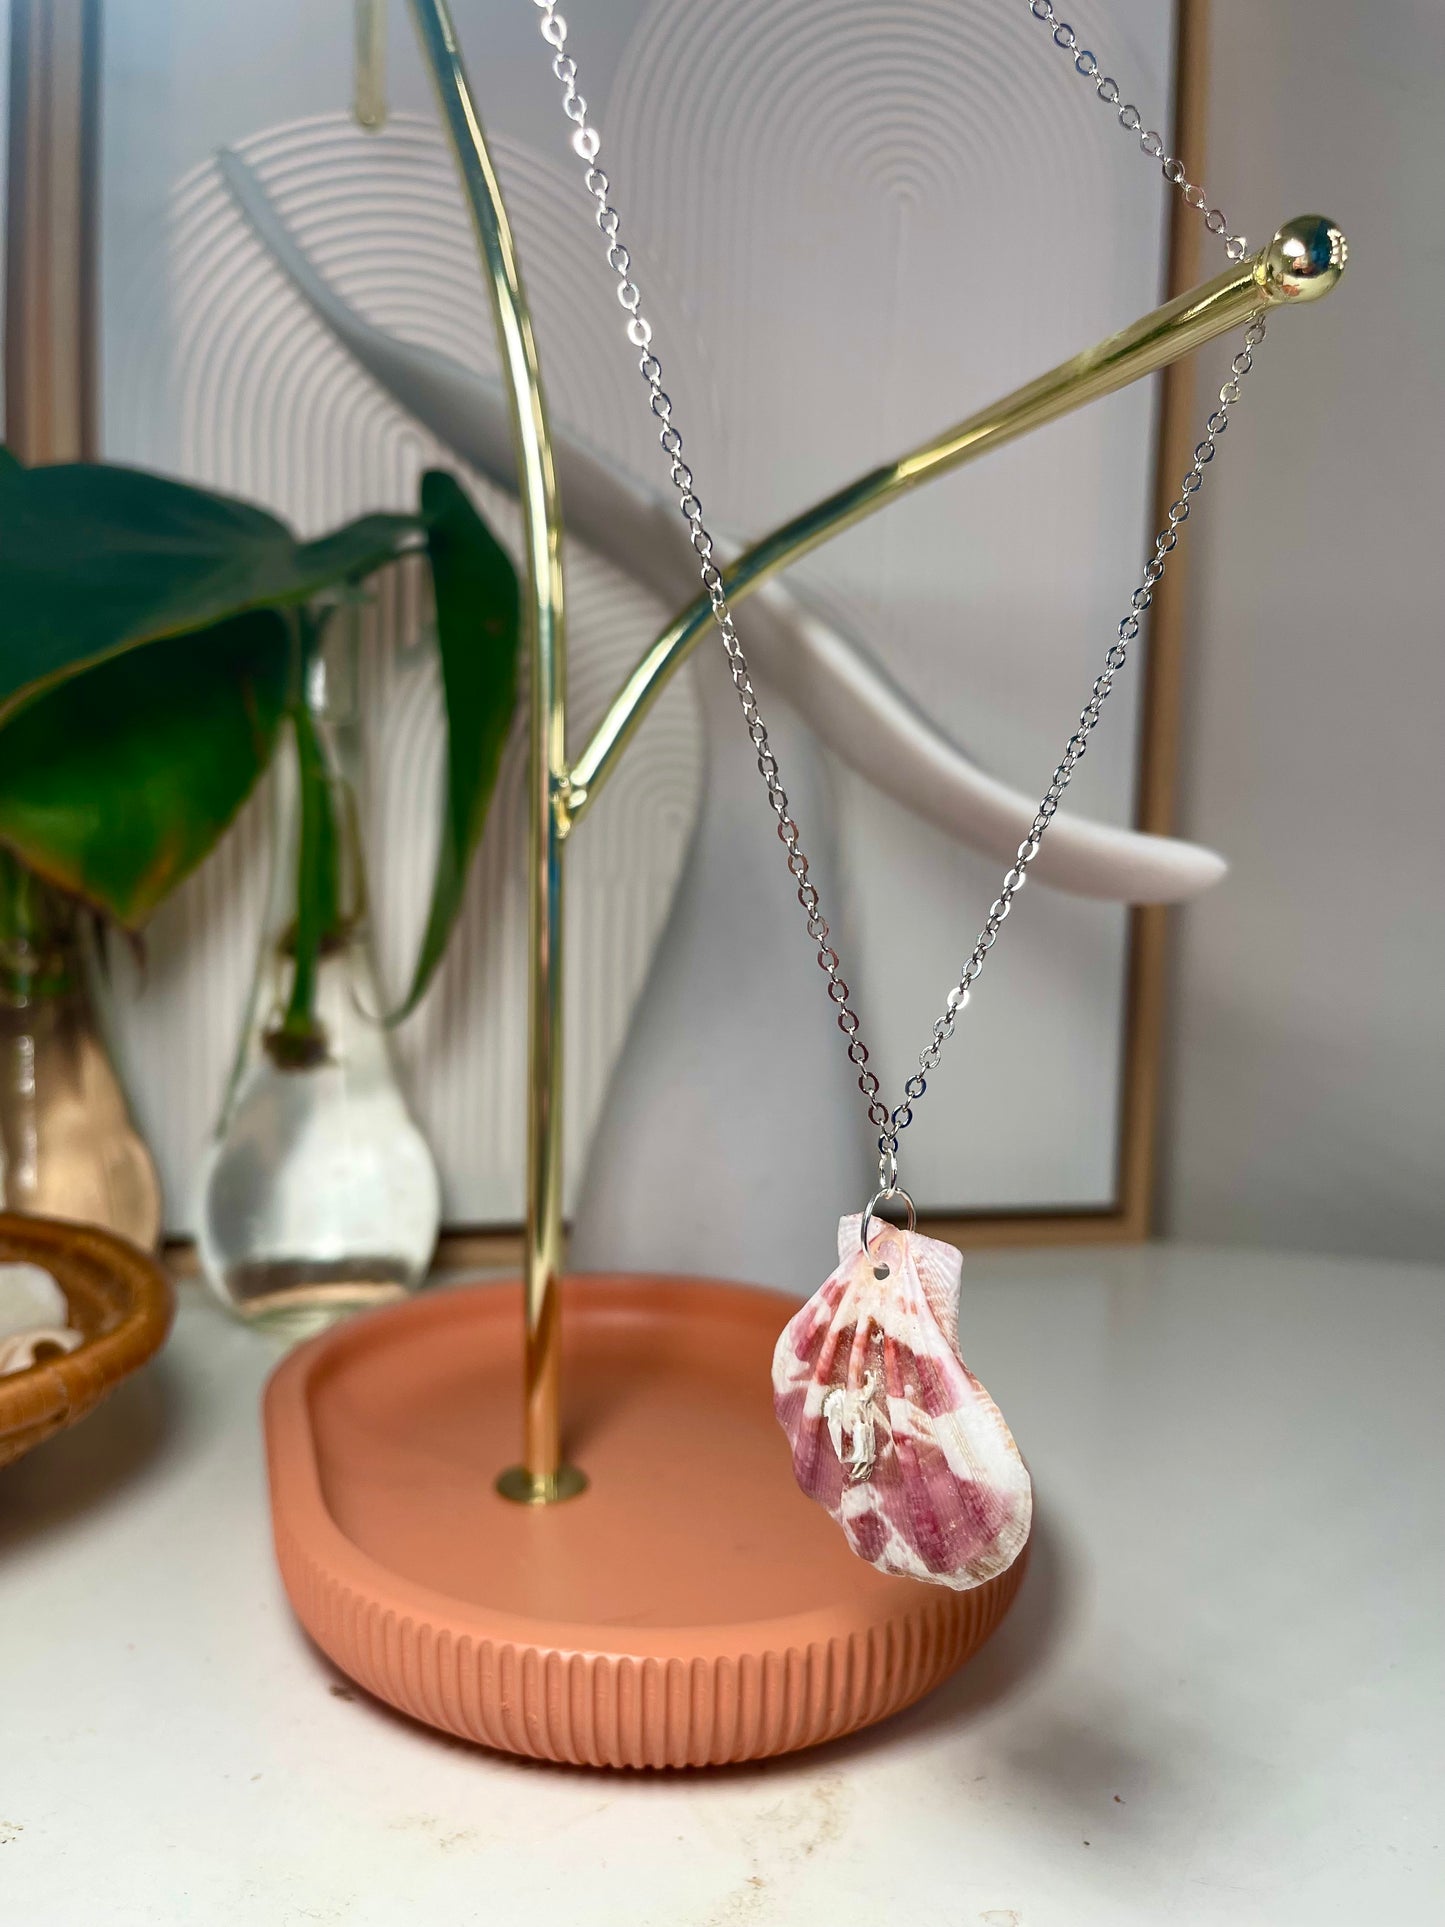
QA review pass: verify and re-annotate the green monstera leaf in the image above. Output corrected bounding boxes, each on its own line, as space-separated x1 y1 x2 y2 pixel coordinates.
0 453 521 1008
0 453 417 722
0 614 290 925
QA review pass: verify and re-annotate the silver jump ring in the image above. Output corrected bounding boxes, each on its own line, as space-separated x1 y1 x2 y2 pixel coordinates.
860 1186 917 1255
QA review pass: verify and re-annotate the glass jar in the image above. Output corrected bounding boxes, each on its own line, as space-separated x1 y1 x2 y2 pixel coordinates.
197 615 440 1336
0 852 163 1248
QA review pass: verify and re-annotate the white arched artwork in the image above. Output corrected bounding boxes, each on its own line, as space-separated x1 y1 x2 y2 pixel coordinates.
103 113 707 1240
98 0 1190 1281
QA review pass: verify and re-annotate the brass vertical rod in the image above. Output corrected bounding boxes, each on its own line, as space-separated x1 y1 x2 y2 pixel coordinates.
408 0 584 1505
354 0 388 132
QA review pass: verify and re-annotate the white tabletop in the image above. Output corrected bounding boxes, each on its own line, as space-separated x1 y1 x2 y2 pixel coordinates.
2 1243 1441 1926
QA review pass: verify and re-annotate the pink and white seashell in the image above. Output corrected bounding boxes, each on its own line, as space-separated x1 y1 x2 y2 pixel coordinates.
772 1215 1031 1590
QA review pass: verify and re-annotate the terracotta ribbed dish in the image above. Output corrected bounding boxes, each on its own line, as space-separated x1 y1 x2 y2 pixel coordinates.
265 1275 1028 1768
0 1212 173 1467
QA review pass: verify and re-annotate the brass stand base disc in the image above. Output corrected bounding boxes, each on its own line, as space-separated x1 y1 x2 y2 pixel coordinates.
495 1461 589 1506
264 1274 1029 1769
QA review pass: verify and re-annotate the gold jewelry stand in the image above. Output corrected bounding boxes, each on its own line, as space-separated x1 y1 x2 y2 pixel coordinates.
262 0 1344 1767
409 0 1343 1502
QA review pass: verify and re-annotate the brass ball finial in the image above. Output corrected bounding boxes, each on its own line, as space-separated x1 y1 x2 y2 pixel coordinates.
1259 216 1348 303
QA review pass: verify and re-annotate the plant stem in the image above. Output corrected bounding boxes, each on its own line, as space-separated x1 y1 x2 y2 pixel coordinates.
0 846 77 1003
268 611 345 1068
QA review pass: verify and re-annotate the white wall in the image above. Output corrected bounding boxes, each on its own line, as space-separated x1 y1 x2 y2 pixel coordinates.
1161 0 1445 1262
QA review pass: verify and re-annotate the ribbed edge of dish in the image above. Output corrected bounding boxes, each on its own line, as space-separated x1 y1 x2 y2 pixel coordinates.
273 1511 1026 1767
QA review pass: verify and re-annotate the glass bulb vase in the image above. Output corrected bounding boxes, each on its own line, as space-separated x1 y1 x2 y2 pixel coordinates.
198 622 440 1337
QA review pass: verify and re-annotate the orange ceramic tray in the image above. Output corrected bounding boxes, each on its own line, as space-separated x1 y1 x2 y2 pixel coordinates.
265 1274 1027 1768
0 1211 173 1467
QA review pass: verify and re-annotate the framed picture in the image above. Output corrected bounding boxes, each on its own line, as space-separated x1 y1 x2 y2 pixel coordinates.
3 0 1213 1268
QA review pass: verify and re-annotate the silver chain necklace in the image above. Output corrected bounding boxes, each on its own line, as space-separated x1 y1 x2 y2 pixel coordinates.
531 0 1266 1222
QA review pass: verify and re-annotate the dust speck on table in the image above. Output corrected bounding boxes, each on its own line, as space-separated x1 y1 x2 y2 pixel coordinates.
0 1822 22 1846
724 1771 852 1870
699 1870 770 1927
387 1814 479 1854
697 1776 851 1926
329 1683 356 1701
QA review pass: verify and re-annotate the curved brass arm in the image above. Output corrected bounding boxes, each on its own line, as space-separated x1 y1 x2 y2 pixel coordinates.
410 0 581 1503
564 216 1346 827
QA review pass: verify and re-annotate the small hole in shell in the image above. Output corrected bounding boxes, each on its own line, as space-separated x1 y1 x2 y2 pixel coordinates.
873 1263 890 1280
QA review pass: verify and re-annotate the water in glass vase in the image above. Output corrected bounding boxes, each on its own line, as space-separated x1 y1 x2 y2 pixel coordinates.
198 619 440 1337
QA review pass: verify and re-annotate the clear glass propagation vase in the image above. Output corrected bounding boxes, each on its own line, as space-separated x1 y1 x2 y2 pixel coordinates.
197 618 441 1336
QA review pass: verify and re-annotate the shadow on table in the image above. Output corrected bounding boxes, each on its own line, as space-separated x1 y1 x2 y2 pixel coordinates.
798 1499 1079 1763
0 1350 183 1554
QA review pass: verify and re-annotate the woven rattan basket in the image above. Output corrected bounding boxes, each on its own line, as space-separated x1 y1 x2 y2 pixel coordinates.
0 1212 172 1468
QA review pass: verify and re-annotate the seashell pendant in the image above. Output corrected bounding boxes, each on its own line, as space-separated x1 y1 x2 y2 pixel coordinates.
772 1215 1032 1590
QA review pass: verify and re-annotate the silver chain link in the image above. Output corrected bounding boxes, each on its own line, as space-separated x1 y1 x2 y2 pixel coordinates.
1021 1 1249 263
531 0 1266 1193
